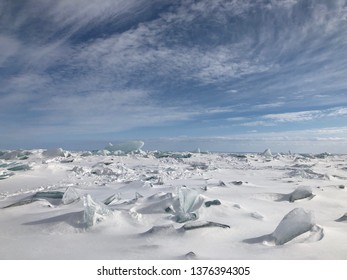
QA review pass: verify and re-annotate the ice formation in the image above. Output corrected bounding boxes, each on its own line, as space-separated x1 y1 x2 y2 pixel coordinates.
0 150 31 160
141 224 177 235
261 148 272 157
83 194 113 227
43 148 68 158
173 186 204 223
62 187 80 205
105 141 144 153
0 162 30 180
33 191 64 199
0 170 14 180
181 220 230 231
289 186 314 202
135 192 173 214
335 213 347 222
204 200 221 207
6 163 30 171
288 169 328 180
271 208 315 245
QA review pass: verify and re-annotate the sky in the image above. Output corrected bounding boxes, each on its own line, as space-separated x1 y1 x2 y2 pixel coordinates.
1 0 347 153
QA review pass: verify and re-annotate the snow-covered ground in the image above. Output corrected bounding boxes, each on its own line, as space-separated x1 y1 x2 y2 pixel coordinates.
1 148 347 259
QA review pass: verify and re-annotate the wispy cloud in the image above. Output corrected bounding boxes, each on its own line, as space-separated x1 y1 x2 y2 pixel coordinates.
1 0 347 150
238 107 347 127
263 110 322 123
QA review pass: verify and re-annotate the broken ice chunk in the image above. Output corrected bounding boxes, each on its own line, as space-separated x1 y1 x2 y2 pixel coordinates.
250 212 264 220
43 148 69 158
83 194 112 227
271 208 315 245
289 186 314 202
232 181 243 185
218 180 226 187
335 213 347 222
184 251 197 259
181 220 230 231
33 191 64 199
261 148 272 157
0 170 14 180
140 224 177 236
173 186 204 223
6 163 31 171
62 187 80 205
204 200 221 207
103 193 120 205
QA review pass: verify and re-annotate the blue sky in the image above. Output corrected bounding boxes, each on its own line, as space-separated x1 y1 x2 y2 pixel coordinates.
1 0 347 153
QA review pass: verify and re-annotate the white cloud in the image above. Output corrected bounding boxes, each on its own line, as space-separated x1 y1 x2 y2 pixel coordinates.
252 102 285 110
0 35 20 66
240 121 275 127
263 110 322 122
236 107 347 127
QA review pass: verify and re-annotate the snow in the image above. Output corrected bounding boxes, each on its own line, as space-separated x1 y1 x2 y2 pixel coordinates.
1 149 347 259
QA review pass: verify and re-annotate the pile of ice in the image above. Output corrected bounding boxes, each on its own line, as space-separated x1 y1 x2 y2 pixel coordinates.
105 141 144 154
288 168 328 180
0 150 32 160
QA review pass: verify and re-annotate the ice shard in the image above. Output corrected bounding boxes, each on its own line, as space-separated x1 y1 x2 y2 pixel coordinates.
6 163 31 171
271 208 315 245
261 148 272 157
62 187 80 205
335 213 347 222
83 194 112 227
103 193 120 205
33 191 64 199
181 220 230 231
43 148 68 158
173 186 204 223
